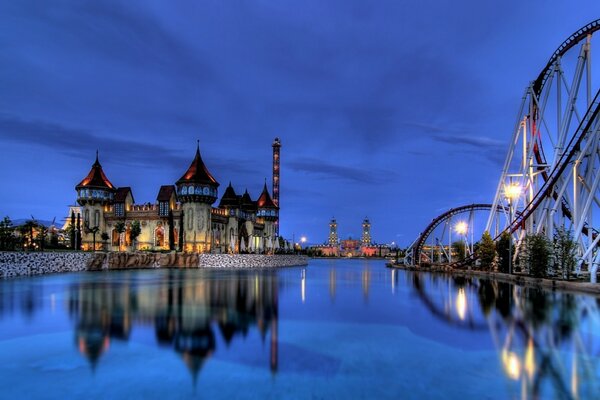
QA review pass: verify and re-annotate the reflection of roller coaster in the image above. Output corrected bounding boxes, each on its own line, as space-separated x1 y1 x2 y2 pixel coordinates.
407 20 600 281
407 271 600 398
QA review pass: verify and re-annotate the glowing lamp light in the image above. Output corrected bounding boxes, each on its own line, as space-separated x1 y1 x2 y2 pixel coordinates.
456 288 467 320
502 350 522 380
504 183 522 201
300 236 307 243
454 221 468 235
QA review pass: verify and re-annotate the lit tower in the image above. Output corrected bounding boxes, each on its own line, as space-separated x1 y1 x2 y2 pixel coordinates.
75 151 116 250
361 217 372 246
257 182 279 250
272 137 281 235
176 141 219 253
328 218 339 246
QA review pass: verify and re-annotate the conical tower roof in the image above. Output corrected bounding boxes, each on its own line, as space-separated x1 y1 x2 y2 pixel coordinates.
176 142 219 187
219 182 239 208
76 152 115 190
257 182 278 209
241 190 257 212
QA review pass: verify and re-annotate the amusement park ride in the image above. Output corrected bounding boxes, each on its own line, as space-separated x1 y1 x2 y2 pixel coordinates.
405 19 600 282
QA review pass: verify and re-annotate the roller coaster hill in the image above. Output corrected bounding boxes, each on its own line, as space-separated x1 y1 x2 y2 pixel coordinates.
403 19 600 283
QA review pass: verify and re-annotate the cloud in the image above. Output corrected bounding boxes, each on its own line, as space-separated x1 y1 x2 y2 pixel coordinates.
0 114 259 176
430 133 507 166
288 157 394 184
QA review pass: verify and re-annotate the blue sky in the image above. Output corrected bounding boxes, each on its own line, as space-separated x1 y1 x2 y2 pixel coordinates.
1 1 598 246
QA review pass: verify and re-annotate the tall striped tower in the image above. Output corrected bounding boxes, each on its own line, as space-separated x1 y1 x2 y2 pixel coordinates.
272 137 281 236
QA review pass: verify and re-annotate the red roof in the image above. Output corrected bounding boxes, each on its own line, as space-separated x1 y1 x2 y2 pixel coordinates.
257 183 278 209
176 143 219 187
76 153 115 190
157 185 175 202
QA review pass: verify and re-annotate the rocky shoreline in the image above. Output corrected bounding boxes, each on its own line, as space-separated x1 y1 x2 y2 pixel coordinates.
0 251 308 279
387 262 600 296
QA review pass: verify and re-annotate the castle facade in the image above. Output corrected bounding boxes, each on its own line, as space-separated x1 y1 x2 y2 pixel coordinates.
73 139 280 253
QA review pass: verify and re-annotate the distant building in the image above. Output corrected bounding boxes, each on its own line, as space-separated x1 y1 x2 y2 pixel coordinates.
73 141 281 253
361 218 371 246
310 217 392 257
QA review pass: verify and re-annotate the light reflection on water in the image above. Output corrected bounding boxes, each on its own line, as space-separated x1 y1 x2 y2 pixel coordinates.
0 259 599 399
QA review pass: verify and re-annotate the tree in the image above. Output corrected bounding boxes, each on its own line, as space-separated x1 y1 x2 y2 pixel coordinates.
101 232 109 251
19 219 38 250
496 232 511 273
477 231 496 271
520 233 552 278
70 211 76 250
130 221 141 251
84 222 100 251
554 227 577 280
115 222 126 250
38 224 48 252
0 216 15 250
452 240 467 262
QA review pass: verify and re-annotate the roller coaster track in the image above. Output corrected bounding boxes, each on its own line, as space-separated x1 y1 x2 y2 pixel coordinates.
407 203 505 265
507 90 600 235
407 20 600 278
532 19 600 97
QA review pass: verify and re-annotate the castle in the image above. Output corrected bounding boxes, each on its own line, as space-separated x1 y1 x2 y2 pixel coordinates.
73 139 281 253
313 217 391 257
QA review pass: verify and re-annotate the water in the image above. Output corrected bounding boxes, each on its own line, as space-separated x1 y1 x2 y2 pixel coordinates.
0 258 599 399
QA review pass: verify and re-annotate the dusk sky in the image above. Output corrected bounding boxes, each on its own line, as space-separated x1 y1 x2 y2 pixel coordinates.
1 1 599 246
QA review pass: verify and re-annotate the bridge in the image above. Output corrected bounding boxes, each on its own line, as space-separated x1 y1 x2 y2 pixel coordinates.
405 19 600 282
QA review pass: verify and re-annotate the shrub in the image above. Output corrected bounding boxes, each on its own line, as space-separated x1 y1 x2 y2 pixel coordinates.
477 231 496 271
553 227 577 280
496 232 510 273
520 233 552 278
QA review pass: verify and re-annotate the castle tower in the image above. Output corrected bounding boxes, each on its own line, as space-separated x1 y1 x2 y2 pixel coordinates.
75 151 116 250
361 217 372 246
328 218 339 246
272 137 281 235
176 141 219 253
257 182 279 248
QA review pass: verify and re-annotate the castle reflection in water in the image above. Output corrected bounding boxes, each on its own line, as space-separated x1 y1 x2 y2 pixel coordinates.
67 270 279 380
1 264 599 398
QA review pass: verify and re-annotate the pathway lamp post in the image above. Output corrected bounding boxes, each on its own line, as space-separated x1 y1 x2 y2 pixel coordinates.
454 221 468 260
504 183 522 275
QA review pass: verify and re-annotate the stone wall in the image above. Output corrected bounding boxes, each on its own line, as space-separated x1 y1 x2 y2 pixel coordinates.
0 251 308 278
0 251 94 278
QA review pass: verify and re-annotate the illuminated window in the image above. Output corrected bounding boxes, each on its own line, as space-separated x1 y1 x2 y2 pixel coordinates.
115 203 124 217
155 227 165 247
159 202 169 217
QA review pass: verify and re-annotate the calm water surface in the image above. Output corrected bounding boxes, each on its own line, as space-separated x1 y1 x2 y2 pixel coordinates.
0 258 599 399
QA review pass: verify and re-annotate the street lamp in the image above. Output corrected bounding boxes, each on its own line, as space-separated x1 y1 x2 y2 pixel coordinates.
300 236 307 253
504 183 522 275
454 221 468 259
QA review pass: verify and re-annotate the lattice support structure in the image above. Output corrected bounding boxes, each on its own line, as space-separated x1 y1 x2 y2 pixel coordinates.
485 20 600 282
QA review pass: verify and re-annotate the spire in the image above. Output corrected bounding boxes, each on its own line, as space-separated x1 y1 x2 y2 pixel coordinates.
257 183 277 209
219 182 239 208
176 141 219 186
76 152 115 190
